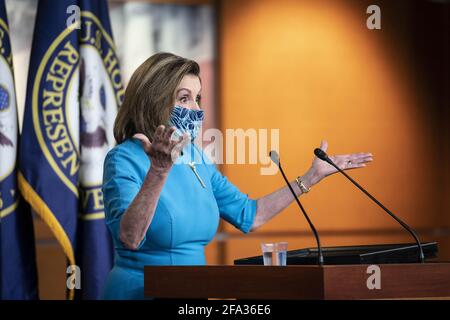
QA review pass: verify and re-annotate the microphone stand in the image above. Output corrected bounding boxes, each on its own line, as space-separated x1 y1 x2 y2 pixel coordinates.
272 152 324 265
314 148 425 263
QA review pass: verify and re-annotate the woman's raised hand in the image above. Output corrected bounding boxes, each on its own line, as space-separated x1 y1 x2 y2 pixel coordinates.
133 125 190 175
303 140 373 187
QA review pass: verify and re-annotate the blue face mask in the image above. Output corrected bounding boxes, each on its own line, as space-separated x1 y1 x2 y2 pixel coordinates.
169 105 204 141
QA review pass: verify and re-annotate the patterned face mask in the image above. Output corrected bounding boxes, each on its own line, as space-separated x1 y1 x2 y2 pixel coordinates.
169 105 205 141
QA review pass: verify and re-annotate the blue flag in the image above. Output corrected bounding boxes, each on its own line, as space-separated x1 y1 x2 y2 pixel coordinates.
0 0 38 300
19 0 124 299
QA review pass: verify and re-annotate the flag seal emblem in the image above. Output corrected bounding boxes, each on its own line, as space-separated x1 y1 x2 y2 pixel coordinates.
31 12 124 198
0 17 18 217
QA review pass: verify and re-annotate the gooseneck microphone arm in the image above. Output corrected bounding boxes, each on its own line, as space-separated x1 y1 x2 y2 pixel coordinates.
270 151 324 265
314 148 425 263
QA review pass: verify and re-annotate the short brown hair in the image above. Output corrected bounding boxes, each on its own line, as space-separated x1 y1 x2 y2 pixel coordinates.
114 52 200 144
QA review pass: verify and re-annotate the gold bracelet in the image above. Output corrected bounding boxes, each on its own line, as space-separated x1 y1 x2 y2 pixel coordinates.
295 176 310 193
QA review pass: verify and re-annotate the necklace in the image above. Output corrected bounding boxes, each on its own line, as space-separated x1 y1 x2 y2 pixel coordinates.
187 161 206 189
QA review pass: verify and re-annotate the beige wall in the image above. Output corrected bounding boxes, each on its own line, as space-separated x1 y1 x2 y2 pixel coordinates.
216 0 449 264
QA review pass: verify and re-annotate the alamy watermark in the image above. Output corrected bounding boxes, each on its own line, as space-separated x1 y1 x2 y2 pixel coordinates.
66 265 81 290
366 5 381 30
366 265 381 290
66 5 81 30
174 128 280 176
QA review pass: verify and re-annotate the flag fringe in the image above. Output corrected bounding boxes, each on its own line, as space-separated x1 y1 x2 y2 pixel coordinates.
17 171 75 300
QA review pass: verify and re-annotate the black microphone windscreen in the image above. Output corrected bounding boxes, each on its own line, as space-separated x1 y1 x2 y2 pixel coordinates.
314 148 328 160
269 150 280 167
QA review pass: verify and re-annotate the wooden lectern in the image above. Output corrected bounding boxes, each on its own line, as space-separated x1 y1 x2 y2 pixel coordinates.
144 263 450 299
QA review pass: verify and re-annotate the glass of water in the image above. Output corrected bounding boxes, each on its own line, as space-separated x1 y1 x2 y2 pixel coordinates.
261 242 288 266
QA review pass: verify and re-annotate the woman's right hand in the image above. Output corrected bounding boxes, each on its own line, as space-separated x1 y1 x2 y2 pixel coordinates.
133 125 190 175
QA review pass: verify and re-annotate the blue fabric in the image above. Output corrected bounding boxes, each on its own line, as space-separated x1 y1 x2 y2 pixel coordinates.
102 139 257 299
168 105 204 140
0 0 38 299
19 0 119 299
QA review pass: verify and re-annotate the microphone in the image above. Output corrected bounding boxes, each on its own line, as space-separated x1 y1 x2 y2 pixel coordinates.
314 148 425 263
270 151 324 265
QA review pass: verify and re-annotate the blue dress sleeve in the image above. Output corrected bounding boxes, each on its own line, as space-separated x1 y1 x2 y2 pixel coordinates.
102 143 148 249
209 164 257 233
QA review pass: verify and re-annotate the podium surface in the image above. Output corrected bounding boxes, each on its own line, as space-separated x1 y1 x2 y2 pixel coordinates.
144 263 450 300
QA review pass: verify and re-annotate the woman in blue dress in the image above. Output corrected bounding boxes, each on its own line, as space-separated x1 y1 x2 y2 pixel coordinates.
102 52 373 299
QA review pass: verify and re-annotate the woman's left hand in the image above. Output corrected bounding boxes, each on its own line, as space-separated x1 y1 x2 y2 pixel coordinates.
302 140 373 188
